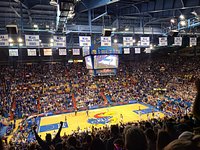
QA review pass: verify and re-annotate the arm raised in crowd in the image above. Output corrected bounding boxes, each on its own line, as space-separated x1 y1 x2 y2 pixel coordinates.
52 121 63 144
32 126 50 150
193 79 200 121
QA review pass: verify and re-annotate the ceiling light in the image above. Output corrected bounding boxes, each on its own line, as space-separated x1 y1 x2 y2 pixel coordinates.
8 38 13 43
112 27 117 31
46 25 50 29
9 43 13 46
180 20 187 26
50 0 58 7
125 27 129 31
50 38 54 43
191 11 197 16
170 18 175 23
33 24 38 28
18 37 23 43
179 14 185 20
68 13 75 19
19 43 23 46
114 39 118 43
50 43 54 47
133 39 136 43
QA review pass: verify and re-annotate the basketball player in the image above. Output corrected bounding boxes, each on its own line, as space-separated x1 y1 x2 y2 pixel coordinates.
138 106 142 121
86 109 89 117
86 105 89 117
120 114 123 123
75 108 77 116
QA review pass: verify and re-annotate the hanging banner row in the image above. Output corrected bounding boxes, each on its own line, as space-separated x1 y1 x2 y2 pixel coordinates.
8 48 82 57
0 35 66 47
8 47 150 57
78 36 197 47
0 35 197 47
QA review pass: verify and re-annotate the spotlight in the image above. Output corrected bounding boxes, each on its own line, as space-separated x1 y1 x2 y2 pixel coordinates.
50 38 54 43
50 43 54 47
180 20 187 26
8 38 13 43
170 18 175 23
191 11 197 16
179 14 185 20
114 39 118 43
112 27 117 31
125 27 129 31
18 37 23 43
33 24 38 28
50 0 58 7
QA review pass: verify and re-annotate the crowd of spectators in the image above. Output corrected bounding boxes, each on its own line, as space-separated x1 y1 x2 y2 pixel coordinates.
1 55 200 149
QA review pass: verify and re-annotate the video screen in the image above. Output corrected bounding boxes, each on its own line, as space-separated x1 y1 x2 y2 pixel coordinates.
94 55 118 69
85 56 93 69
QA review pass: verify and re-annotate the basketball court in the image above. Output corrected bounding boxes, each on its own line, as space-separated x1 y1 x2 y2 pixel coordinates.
37 103 165 139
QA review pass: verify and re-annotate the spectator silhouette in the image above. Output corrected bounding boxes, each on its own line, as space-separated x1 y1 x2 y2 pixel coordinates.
33 121 63 150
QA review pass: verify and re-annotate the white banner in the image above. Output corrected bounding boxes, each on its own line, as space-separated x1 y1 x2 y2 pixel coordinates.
124 48 130 54
101 37 111 46
135 48 141 54
190 37 197 46
54 36 66 47
73 49 80 55
123 37 133 47
27 49 37 56
141 37 150 46
159 37 168 46
174 37 182 46
9 49 18 56
25 35 40 47
43 49 52 56
59 49 67 55
79 36 91 46
0 35 8 46
82 46 90 56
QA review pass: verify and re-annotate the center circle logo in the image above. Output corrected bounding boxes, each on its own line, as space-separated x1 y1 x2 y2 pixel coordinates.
88 112 117 125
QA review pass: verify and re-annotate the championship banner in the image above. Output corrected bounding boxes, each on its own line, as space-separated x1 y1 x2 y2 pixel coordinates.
53 36 66 47
27 49 37 56
174 37 182 46
101 37 111 46
135 48 141 54
25 35 40 47
141 37 150 46
73 48 80 55
123 37 133 47
124 48 130 54
79 36 91 47
0 35 8 46
159 37 168 46
43 49 52 56
59 49 67 56
82 46 90 56
190 37 197 46
9 49 18 56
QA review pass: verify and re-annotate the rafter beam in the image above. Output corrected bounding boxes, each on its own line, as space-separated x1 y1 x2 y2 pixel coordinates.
77 0 119 13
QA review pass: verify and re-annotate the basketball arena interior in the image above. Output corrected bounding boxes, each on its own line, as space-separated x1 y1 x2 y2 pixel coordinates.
1 0 200 150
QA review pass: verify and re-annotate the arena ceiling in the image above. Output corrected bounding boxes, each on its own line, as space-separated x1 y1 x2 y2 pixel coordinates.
0 0 200 45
